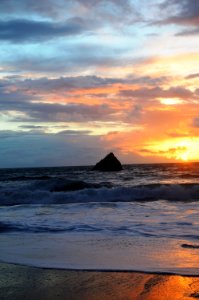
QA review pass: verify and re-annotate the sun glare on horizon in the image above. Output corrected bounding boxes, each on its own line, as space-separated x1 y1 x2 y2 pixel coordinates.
178 151 190 162
138 138 199 163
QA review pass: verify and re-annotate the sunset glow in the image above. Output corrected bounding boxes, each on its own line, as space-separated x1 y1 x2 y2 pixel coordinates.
0 0 199 167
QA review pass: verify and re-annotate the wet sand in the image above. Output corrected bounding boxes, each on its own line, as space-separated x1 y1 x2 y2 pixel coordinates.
0 262 199 300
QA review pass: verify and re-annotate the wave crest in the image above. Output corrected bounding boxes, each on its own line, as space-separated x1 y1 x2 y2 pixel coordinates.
1 180 199 205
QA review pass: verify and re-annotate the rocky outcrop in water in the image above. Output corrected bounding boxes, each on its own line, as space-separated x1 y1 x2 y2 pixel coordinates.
181 243 199 249
92 152 122 171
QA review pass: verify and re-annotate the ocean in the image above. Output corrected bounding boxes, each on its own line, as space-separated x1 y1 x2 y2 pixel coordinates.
0 163 199 275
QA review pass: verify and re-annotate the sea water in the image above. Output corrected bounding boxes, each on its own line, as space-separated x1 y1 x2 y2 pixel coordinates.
0 163 199 275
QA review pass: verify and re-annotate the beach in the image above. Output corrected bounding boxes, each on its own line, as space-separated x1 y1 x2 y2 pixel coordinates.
0 262 199 300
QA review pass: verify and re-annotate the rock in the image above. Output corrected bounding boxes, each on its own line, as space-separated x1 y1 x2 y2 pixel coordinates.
181 244 199 249
92 152 122 171
190 293 199 298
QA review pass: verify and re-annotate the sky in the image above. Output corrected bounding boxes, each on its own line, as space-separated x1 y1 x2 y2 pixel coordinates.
0 0 199 167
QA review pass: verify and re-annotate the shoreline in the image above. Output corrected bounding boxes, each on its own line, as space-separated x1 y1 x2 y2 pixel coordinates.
1 262 199 300
1 259 199 277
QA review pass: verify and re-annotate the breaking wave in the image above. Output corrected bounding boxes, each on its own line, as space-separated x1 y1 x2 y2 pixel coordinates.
1 177 199 205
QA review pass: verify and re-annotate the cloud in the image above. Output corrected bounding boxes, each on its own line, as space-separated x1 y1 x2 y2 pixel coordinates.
76 0 132 10
0 75 169 98
56 129 92 135
140 146 187 156
185 73 199 80
0 130 101 167
19 125 45 129
176 28 199 36
0 0 198 167
0 0 138 26
0 130 28 139
0 89 36 103
10 75 123 92
0 0 65 16
0 95 116 123
125 104 143 123
0 0 133 16
0 128 92 138
167 132 190 138
119 86 194 101
0 44 125 74
0 128 171 168
159 0 199 27
125 75 169 86
0 129 126 167
0 18 90 43
0 75 197 126
192 117 199 127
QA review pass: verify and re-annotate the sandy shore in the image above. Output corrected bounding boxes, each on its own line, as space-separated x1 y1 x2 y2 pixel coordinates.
0 262 199 300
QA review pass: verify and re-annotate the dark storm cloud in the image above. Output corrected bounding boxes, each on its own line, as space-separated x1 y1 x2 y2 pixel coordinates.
0 18 90 43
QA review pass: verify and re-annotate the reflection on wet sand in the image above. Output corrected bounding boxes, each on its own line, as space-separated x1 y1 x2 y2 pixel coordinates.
150 243 199 275
1 262 199 300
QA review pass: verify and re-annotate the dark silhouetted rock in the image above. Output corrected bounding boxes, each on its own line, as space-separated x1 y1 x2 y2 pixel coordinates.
92 152 122 171
181 243 199 249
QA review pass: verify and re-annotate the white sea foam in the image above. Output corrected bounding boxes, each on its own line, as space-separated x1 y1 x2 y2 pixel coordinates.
1 183 199 205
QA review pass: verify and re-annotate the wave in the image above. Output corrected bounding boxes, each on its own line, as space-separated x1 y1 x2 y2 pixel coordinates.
1 218 198 240
0 175 52 181
1 179 199 205
0 221 104 233
179 173 199 179
46 179 106 192
0 221 56 233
